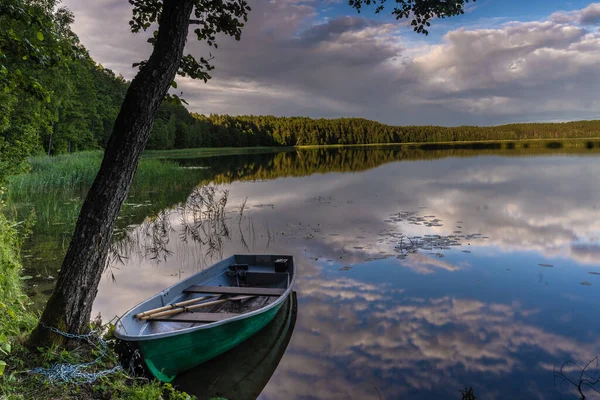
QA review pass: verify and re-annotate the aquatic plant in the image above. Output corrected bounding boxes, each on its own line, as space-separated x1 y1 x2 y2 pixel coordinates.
459 386 477 399
554 357 600 399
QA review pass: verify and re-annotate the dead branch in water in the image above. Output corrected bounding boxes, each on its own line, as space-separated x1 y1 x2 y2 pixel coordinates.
554 356 600 399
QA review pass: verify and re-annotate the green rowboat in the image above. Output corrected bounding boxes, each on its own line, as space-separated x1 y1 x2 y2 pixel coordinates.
114 254 296 382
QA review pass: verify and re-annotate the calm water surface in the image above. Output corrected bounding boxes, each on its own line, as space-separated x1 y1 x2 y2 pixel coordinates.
44 147 600 398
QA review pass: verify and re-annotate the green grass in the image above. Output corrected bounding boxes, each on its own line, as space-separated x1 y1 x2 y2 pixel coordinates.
0 212 38 356
7 151 103 197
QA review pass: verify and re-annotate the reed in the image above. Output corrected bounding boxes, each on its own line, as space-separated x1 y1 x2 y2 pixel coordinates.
5 151 204 199
7 151 103 197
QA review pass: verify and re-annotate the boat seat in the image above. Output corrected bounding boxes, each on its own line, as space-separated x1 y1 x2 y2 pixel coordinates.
150 312 241 323
183 285 286 297
244 271 289 286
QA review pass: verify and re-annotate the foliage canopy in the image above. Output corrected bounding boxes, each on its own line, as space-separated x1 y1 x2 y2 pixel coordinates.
0 0 127 184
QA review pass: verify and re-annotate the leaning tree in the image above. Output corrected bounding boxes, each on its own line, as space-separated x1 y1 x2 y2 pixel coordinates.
30 0 475 346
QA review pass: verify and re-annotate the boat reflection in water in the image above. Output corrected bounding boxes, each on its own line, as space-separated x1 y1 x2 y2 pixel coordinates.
173 291 297 400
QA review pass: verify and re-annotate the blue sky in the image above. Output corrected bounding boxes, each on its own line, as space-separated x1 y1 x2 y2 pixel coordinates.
317 0 598 39
323 0 595 25
63 0 600 126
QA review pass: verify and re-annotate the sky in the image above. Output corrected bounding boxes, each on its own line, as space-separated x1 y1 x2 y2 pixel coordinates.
61 0 600 126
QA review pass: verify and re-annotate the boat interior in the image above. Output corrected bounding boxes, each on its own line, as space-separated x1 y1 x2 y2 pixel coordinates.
116 255 294 337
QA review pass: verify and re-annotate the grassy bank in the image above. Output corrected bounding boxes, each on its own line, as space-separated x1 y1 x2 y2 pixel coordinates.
0 210 197 399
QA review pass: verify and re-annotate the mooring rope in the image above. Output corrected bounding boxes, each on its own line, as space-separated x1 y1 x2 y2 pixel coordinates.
29 323 122 384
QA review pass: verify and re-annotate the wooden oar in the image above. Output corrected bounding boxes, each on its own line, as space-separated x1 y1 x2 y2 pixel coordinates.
135 295 216 319
142 295 254 320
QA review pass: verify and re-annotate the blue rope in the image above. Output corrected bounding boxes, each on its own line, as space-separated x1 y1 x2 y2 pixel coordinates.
29 323 122 385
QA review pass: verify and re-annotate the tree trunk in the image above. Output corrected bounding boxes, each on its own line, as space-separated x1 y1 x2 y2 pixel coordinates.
30 0 195 347
47 127 53 156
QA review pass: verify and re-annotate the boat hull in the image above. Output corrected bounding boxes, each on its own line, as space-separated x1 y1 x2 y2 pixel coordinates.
174 292 297 398
137 298 285 382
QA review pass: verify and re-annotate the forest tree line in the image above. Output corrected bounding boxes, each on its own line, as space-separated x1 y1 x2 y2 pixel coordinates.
169 115 600 148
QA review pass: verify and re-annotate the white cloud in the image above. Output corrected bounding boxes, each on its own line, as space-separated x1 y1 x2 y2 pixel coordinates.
550 3 600 26
61 0 600 125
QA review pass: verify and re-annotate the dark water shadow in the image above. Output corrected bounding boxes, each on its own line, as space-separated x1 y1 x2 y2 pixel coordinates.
173 291 298 400
417 142 503 150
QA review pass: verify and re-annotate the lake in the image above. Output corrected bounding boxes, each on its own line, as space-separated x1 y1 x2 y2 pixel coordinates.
22 144 600 399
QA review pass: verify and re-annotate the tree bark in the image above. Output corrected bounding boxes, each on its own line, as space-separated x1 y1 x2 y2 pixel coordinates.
30 0 195 346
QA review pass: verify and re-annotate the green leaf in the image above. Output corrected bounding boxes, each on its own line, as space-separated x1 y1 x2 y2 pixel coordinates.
19 275 33 280
171 81 177 89
0 361 6 376
37 31 44 41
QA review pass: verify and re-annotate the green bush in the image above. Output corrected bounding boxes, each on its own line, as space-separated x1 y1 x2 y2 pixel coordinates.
0 212 37 373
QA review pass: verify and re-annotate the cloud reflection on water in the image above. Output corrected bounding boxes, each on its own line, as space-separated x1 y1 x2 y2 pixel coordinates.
218 154 600 266
263 260 600 399
95 150 600 399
